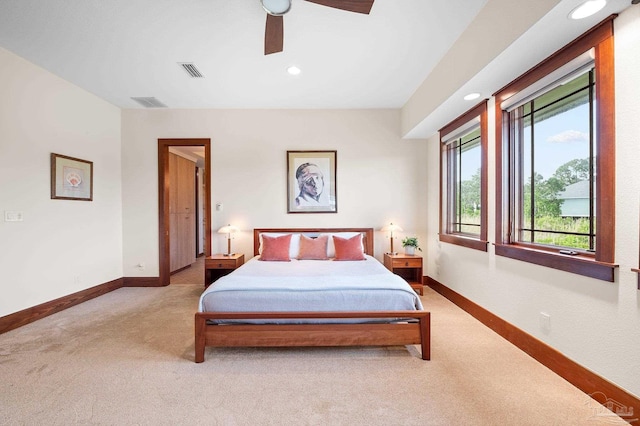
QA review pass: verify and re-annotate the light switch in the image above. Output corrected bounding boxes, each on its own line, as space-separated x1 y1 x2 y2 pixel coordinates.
216 203 223 211
4 211 24 222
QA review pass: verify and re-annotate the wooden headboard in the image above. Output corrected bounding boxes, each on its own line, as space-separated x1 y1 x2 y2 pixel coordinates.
253 228 374 256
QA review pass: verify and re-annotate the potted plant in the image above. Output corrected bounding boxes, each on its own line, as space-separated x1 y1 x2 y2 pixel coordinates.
401 237 422 256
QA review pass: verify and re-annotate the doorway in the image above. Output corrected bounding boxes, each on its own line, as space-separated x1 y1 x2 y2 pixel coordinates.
158 139 211 287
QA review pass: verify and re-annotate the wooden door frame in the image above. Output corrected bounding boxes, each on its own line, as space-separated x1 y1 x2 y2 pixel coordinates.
158 139 211 286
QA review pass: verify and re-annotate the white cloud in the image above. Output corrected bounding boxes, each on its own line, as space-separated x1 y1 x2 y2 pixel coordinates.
547 130 588 143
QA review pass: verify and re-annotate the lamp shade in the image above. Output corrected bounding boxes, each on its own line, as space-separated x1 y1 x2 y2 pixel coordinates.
217 224 239 234
381 223 403 233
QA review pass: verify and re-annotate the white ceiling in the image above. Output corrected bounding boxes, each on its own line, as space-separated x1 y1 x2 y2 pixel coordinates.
0 0 634 138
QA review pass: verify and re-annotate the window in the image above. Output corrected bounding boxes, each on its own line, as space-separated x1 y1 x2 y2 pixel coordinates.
446 128 481 235
512 68 595 251
494 18 616 281
439 101 488 251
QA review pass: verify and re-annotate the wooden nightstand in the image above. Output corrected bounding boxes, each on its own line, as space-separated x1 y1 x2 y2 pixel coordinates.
383 253 424 295
204 253 244 287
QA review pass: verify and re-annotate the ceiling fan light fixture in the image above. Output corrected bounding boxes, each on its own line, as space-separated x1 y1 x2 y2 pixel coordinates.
262 0 291 16
569 0 606 20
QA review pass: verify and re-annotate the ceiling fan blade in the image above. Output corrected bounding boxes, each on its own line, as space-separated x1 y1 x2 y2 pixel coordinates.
264 14 284 55
304 0 374 14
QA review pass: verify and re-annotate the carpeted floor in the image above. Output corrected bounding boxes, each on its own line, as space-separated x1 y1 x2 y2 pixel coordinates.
0 285 628 425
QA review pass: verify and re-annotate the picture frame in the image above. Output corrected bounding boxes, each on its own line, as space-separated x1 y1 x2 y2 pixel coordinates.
50 153 93 201
287 150 337 213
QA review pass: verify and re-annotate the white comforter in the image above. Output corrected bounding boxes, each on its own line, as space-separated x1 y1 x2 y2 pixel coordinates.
199 255 423 316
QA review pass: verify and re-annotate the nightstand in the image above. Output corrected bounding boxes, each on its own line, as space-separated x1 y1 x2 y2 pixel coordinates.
204 253 244 288
383 253 424 295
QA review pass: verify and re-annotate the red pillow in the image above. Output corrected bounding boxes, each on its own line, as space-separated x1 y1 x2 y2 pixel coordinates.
297 235 329 260
333 234 365 261
260 234 292 261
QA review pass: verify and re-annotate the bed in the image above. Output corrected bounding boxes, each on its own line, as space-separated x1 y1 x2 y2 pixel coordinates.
195 228 430 362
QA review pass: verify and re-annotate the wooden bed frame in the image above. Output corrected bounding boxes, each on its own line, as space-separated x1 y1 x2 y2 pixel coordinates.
195 228 430 362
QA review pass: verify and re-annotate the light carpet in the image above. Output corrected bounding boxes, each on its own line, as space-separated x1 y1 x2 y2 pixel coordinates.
0 285 628 425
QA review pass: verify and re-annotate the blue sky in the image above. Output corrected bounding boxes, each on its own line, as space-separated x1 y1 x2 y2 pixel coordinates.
459 102 590 182
526 102 590 180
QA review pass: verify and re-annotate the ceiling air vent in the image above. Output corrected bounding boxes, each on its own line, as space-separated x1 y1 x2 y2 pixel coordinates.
178 62 204 78
130 97 168 108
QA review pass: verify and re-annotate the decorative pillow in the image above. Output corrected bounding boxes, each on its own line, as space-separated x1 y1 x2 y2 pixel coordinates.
259 233 300 258
259 234 292 261
297 235 329 260
321 232 364 258
332 234 366 261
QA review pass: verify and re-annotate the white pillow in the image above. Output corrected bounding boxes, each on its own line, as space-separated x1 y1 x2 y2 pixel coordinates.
258 233 300 258
319 232 364 258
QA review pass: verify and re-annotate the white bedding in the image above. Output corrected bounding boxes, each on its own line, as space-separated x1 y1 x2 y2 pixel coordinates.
199 255 423 320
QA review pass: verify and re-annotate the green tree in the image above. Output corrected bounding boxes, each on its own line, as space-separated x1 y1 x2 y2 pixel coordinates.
457 159 590 224
552 158 590 187
460 168 481 217
523 158 590 222
523 173 562 220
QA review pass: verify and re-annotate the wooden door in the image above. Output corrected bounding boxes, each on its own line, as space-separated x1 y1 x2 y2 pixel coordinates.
169 153 178 214
177 156 195 214
169 154 197 272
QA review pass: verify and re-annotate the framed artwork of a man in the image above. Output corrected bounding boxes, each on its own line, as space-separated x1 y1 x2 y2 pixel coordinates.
287 150 337 213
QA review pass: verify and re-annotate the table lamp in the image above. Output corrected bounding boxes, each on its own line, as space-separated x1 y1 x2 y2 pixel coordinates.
217 224 239 256
381 223 403 255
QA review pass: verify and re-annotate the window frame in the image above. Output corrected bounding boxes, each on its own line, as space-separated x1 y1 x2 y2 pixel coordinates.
494 17 617 282
439 101 489 251
513 70 596 251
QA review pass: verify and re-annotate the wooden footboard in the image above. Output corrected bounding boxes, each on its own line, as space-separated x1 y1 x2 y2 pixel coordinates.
195 311 430 363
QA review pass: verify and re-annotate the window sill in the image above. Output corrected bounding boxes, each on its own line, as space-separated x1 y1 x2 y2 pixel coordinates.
495 244 616 282
439 234 488 252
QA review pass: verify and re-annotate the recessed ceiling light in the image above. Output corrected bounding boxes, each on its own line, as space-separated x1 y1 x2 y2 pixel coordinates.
569 0 606 20
287 66 301 75
464 93 480 101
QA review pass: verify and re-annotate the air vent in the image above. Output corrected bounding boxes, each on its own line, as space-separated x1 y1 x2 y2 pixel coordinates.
178 62 204 78
130 97 168 108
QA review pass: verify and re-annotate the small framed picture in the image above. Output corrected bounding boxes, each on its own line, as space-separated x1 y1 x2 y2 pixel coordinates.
50 153 93 201
287 150 337 213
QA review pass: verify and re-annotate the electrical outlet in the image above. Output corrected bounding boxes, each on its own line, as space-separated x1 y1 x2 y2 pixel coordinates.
540 312 551 332
137 262 145 271
73 275 81 284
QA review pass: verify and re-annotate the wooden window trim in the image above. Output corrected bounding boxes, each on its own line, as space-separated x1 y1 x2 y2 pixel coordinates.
493 16 617 282
632 269 640 290
439 100 489 252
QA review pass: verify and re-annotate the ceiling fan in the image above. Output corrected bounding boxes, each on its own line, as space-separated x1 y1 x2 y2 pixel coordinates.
261 0 375 55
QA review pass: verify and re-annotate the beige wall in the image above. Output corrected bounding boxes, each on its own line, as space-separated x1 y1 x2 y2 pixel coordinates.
0 47 123 317
423 8 640 397
121 109 428 276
